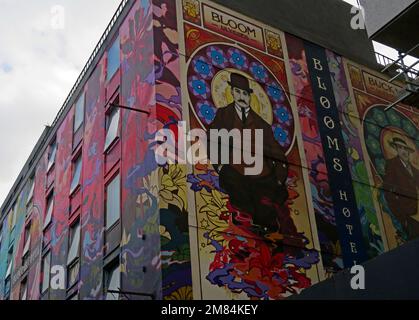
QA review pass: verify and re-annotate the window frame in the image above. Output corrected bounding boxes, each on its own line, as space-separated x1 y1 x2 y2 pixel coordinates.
104 100 121 152
73 93 85 134
41 251 52 294
20 277 28 300
22 221 31 264
26 177 35 206
44 191 54 230
67 220 80 266
106 35 120 82
11 202 18 229
47 140 57 172
0 224 3 251
66 219 81 289
70 155 82 195
5 248 13 278
105 173 121 230
104 258 120 300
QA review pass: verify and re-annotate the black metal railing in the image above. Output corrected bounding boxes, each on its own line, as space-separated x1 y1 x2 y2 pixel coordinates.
375 51 419 80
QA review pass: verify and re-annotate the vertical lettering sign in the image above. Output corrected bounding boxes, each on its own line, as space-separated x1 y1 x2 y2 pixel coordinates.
304 42 367 267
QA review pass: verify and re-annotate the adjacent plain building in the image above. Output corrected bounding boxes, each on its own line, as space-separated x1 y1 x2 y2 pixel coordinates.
360 0 419 57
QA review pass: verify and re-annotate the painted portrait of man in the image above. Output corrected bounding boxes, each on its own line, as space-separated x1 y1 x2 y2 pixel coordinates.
383 137 419 240
208 72 303 250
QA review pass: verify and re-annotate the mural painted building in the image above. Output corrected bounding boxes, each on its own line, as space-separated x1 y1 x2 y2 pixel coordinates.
0 0 418 300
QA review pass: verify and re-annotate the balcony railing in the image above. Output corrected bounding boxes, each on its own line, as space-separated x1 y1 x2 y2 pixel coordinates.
375 51 419 80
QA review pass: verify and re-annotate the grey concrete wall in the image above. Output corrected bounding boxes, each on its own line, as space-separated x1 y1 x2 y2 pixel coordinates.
290 238 419 300
212 0 378 69
360 0 416 38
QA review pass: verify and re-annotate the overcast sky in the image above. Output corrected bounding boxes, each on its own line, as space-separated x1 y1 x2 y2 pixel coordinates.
0 0 120 206
0 0 416 206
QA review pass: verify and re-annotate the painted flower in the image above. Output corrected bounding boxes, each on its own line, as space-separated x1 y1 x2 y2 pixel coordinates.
402 119 416 137
266 32 281 52
207 46 227 68
200 189 229 220
159 165 187 211
366 123 380 138
183 0 200 18
227 48 248 70
372 109 386 125
164 286 193 300
274 106 291 125
200 190 230 244
187 170 221 193
267 83 285 102
375 158 386 176
366 137 381 155
273 125 290 146
197 101 216 124
193 56 213 79
188 76 210 98
250 62 268 83
387 110 401 127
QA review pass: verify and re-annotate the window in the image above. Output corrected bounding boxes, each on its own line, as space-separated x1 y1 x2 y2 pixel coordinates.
44 193 54 229
106 174 120 229
22 223 31 265
67 220 80 288
41 252 51 293
5 248 13 278
73 93 85 133
68 293 79 300
107 36 120 81
104 105 120 151
105 260 120 300
70 156 82 194
11 202 17 229
4 248 13 297
26 178 35 206
20 278 28 300
47 140 57 171
0 224 3 251
4 276 11 298
68 261 80 289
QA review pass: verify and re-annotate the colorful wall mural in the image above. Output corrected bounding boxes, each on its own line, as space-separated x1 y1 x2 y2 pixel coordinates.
0 0 417 300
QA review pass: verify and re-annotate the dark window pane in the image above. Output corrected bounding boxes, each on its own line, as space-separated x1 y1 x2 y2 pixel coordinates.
106 263 120 300
20 280 28 300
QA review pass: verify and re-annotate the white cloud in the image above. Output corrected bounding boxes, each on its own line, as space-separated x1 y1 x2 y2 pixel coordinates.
0 0 120 205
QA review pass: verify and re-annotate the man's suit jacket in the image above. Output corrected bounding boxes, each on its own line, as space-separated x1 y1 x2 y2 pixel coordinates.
208 103 288 184
383 156 419 225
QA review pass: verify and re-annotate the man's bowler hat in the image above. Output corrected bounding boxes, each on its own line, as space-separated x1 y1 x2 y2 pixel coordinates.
228 73 253 93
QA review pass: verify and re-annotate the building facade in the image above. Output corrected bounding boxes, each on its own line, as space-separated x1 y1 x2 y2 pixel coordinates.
360 0 419 57
0 0 418 300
